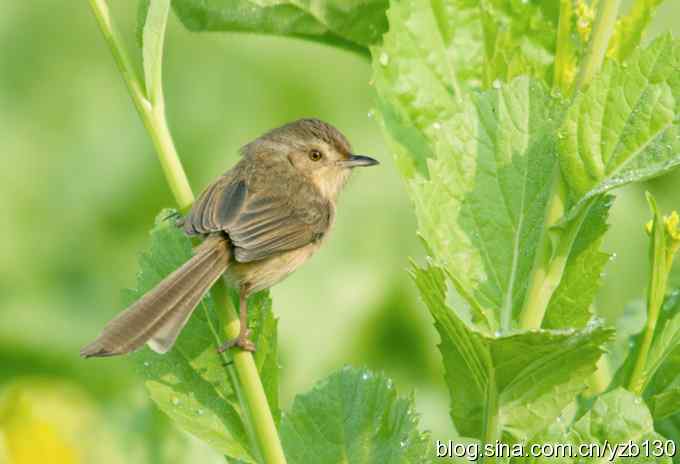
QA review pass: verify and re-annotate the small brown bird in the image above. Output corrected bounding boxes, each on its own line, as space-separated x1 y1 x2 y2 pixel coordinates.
81 118 378 357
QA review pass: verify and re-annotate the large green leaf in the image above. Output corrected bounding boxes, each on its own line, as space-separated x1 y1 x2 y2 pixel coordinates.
280 366 430 464
412 264 612 442
520 389 672 463
126 211 279 463
169 0 389 52
559 35 680 220
376 49 563 329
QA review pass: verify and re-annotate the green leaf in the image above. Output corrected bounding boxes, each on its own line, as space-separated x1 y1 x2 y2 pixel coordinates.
411 263 612 442
559 35 680 221
376 50 564 329
128 210 279 463
478 0 559 87
280 366 430 464
170 0 389 52
608 0 667 62
543 196 612 329
522 389 672 464
140 0 170 104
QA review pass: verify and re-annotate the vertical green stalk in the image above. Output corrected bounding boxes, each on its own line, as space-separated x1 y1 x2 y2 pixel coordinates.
628 194 670 395
518 0 620 330
574 0 622 93
553 0 573 94
87 2 286 462
481 370 500 464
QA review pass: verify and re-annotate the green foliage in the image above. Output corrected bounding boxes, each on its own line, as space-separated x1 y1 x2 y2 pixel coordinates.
608 0 668 62
523 389 672 463
412 263 612 442
83 0 680 459
168 0 389 53
372 0 680 450
543 196 612 329
559 35 680 220
280 366 430 464
127 211 279 462
376 54 565 331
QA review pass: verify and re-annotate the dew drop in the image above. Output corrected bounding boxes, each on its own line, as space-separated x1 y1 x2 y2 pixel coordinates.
492 79 502 90
556 415 562 423
578 19 589 30
557 130 566 139
634 397 642 405
171 397 180 406
197 409 204 416
368 110 376 119
494 330 502 337
386 378 394 389
362 372 370 380
143 361 150 368
379 52 390 66
400 440 407 448
433 121 442 130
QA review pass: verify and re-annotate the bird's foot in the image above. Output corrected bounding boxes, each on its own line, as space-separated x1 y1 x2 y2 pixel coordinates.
217 329 256 353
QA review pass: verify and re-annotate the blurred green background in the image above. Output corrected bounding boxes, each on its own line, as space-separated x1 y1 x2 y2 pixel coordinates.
1 1 680 462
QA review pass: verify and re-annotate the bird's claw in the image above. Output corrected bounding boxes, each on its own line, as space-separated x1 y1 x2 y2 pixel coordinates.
217 329 256 353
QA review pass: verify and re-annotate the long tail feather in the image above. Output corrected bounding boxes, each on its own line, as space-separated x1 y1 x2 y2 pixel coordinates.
80 236 230 358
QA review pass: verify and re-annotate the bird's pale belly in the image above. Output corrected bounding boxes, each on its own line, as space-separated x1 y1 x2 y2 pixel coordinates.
224 241 322 295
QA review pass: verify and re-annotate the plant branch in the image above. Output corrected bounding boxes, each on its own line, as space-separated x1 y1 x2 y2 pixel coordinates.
87 2 286 462
88 0 193 211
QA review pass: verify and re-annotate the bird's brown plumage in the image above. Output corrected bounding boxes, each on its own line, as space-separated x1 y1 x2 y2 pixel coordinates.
81 118 376 357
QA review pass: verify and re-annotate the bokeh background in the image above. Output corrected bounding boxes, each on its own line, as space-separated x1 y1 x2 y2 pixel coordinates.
1 1 679 462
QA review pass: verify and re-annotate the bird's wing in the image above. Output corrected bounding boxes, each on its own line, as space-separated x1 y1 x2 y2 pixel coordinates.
184 164 331 263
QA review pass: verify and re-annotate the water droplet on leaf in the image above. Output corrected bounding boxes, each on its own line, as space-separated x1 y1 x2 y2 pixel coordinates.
492 79 502 89
379 52 390 66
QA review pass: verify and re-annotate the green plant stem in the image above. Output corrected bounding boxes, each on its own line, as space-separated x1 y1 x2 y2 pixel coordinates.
574 0 622 93
518 173 592 329
628 197 669 395
87 2 286 462
553 0 573 94
88 0 193 212
481 371 500 464
518 0 620 331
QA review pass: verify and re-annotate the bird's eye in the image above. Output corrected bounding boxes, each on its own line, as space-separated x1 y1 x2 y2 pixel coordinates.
309 149 323 161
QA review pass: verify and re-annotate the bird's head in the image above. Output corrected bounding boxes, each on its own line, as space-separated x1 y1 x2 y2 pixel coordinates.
242 118 379 200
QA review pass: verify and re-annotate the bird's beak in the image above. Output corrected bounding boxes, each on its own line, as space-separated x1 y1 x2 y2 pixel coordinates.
342 154 380 168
